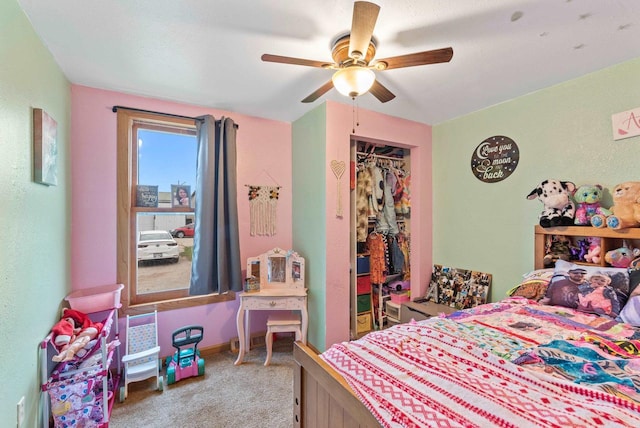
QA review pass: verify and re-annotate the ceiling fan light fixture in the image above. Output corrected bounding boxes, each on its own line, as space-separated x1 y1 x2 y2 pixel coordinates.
332 66 375 98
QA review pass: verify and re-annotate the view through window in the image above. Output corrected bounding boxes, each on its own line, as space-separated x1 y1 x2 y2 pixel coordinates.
136 127 197 296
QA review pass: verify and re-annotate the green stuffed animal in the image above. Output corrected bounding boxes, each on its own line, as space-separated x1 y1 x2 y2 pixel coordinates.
573 184 611 226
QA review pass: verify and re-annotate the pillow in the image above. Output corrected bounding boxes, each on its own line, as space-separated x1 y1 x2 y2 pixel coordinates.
620 295 640 326
543 259 629 318
508 279 549 301
506 269 555 301
627 260 640 297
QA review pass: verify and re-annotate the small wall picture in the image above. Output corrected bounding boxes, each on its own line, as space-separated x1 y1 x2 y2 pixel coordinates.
33 108 58 186
612 107 640 141
172 184 191 207
470 135 519 183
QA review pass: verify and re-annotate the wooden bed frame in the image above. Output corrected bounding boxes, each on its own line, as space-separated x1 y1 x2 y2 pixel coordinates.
293 341 381 428
293 225 640 427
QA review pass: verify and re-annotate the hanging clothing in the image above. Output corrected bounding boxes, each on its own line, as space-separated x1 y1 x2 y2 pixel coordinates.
367 232 387 284
369 165 384 215
356 167 373 243
394 171 411 216
375 168 399 236
388 235 404 275
392 168 405 203
397 232 411 280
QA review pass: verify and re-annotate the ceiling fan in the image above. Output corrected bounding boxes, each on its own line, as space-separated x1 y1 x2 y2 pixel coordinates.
261 1 453 103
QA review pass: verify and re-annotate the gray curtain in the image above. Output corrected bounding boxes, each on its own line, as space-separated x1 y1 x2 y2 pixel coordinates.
189 115 242 295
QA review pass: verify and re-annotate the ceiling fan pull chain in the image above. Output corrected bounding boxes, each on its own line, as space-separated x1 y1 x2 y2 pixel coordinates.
351 97 362 134
352 97 356 133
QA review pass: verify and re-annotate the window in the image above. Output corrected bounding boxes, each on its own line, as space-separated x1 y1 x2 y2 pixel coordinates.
117 109 234 314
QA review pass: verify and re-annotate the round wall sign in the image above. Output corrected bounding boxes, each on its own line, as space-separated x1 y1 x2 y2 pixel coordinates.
470 136 519 183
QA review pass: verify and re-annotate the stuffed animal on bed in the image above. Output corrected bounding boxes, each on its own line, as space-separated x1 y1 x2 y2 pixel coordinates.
573 184 611 225
591 181 640 229
527 179 576 227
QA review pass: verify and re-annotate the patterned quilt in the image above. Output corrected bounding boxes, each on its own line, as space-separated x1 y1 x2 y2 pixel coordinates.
321 298 640 427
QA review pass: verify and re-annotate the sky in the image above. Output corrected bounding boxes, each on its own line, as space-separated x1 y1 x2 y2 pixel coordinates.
137 129 197 193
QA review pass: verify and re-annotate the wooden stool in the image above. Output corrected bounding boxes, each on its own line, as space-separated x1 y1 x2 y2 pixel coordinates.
264 313 302 366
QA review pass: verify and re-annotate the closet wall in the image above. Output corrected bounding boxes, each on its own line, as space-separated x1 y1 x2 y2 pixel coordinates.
292 100 432 352
350 140 411 338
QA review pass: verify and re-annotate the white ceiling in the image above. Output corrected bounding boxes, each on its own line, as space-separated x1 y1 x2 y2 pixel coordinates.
17 0 640 125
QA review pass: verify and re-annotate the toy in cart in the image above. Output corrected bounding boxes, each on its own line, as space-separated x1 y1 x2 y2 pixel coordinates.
165 326 205 384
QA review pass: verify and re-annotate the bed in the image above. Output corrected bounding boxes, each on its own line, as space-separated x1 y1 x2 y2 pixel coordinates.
294 273 640 427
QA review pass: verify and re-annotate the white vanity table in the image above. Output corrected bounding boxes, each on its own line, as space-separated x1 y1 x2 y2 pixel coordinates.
234 248 308 365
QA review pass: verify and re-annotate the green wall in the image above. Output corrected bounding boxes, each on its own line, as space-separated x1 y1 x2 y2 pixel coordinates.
433 57 640 301
0 1 71 426
292 105 327 350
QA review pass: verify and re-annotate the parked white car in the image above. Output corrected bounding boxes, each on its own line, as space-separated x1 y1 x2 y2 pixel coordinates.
138 230 180 263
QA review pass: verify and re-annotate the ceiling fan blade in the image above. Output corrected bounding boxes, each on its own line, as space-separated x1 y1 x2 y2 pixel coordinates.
369 80 395 103
349 1 380 60
375 47 453 70
261 54 331 68
301 81 334 103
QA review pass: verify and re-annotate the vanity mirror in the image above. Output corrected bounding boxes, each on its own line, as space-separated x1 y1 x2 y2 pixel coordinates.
246 247 305 289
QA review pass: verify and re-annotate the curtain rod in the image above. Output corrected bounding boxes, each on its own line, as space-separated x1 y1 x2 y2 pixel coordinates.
111 105 239 129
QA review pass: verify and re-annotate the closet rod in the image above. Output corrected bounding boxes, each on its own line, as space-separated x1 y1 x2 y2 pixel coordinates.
111 105 239 129
356 151 406 162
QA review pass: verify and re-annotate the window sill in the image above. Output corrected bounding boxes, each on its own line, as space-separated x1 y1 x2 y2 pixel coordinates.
122 291 236 316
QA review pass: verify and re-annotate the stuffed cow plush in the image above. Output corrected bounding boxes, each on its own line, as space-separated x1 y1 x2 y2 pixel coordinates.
527 179 576 228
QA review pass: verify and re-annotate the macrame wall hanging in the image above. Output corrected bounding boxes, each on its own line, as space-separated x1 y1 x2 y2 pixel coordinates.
247 185 280 236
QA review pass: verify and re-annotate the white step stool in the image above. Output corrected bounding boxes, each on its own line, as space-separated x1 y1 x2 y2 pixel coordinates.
264 313 302 366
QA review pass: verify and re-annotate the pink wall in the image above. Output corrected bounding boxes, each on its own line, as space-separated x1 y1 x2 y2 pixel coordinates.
324 101 432 346
70 87 431 353
70 85 292 353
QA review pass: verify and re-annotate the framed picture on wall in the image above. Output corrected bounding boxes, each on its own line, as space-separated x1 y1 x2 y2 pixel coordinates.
33 108 58 186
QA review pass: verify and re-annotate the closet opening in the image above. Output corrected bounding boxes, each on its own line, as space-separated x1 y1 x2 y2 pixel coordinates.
350 139 411 339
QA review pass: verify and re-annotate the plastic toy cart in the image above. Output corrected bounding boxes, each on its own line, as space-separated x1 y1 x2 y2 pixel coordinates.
165 326 205 384
41 308 120 428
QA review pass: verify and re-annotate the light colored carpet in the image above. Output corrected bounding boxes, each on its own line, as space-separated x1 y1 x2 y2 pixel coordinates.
110 336 295 428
